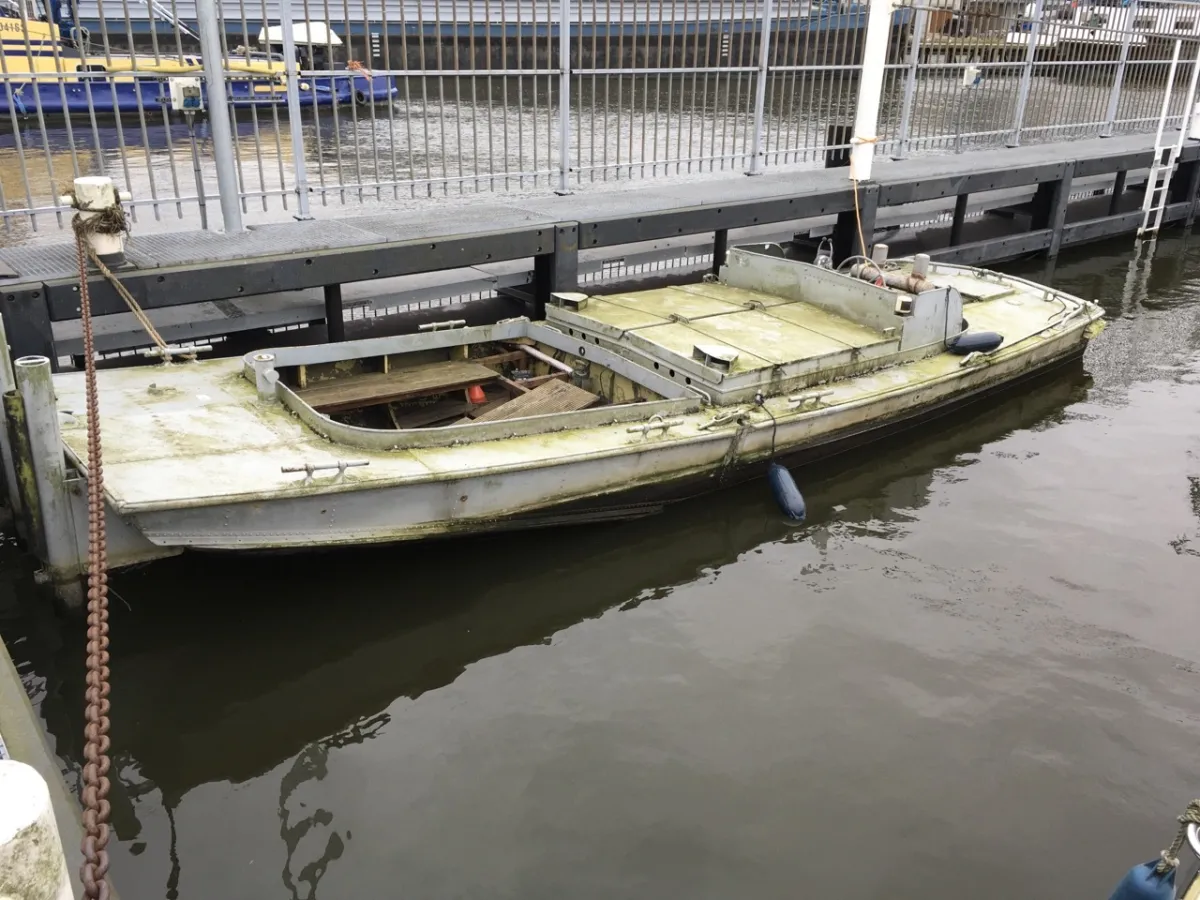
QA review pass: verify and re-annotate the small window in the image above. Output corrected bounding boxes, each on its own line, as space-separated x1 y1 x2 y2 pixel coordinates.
1177 18 1196 30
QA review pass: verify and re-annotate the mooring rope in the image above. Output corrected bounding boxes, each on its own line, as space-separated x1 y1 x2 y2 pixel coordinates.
848 134 879 259
71 211 114 900
1156 799 1200 874
70 204 170 356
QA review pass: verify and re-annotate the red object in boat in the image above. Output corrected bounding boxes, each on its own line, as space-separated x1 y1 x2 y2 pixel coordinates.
467 384 486 404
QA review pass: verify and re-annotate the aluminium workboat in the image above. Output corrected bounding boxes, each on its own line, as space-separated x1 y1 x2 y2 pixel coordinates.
11 245 1105 596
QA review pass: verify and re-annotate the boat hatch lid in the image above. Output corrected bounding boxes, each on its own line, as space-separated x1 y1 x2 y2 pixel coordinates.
549 283 895 377
692 343 739 371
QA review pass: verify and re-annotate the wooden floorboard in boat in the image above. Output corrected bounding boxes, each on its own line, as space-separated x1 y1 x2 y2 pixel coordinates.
297 360 499 413
471 379 601 422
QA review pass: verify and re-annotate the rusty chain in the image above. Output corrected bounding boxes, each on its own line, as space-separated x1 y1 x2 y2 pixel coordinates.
73 212 112 900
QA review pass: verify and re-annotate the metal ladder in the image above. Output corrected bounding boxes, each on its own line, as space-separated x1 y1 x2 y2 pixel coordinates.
1140 39 1200 237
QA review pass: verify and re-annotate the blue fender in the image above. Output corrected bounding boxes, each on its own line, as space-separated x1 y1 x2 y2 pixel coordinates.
1107 862 1175 900
767 461 806 522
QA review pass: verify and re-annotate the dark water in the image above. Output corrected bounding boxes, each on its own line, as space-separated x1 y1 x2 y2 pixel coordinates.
2 233 1200 899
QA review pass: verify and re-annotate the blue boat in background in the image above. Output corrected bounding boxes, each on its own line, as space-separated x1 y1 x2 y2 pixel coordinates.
0 0 395 117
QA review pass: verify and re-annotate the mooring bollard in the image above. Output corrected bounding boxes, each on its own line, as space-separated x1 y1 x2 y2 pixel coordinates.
0 759 73 900
58 176 132 267
252 353 278 402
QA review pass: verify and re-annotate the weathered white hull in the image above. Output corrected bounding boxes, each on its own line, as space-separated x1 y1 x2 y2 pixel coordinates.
119 315 1095 553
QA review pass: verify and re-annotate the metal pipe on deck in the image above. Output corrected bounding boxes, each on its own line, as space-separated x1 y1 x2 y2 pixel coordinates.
195 0 244 234
13 357 83 608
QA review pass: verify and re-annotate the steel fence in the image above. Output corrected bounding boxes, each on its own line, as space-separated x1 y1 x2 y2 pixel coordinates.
1 0 1199 239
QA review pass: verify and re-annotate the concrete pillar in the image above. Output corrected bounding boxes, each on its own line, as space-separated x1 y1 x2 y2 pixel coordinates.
0 759 73 900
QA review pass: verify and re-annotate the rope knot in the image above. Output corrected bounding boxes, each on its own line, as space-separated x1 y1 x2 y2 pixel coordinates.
1154 799 1200 875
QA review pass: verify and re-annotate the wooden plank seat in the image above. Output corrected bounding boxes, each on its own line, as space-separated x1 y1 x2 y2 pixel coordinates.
471 379 601 423
297 360 500 414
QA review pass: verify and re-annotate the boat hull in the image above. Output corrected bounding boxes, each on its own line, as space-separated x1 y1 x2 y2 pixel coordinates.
117 318 1095 558
0 72 396 115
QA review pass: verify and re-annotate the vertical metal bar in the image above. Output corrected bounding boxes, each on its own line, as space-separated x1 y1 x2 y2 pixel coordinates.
892 4 925 160
557 0 571 192
950 193 968 245
279 8 312 219
746 0 773 174
712 228 728 274
196 0 245 232
324 284 345 341
1110 170 1127 215
300 0 329 206
341 0 363 202
1007 0 1045 148
216 6 250 217
378 0 399 199
1102 0 1136 136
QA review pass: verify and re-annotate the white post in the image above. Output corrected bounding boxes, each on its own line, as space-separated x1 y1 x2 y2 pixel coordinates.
0 760 73 900
58 176 132 266
849 0 895 182
14 356 84 609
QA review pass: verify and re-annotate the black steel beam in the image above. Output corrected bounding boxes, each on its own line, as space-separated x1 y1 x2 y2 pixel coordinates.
42 227 553 320
1108 170 1127 217
1060 211 1143 245
949 194 969 246
712 229 729 275
1043 161 1075 258
0 287 56 367
532 224 580 319
323 284 346 342
928 230 1053 266
1161 201 1192 224
581 190 857 249
1074 150 1154 178
832 183 878 264
876 162 1066 206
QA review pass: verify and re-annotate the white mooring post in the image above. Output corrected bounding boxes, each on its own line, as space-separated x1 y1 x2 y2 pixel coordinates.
0 759 73 900
13 356 85 610
59 176 132 266
849 0 895 182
